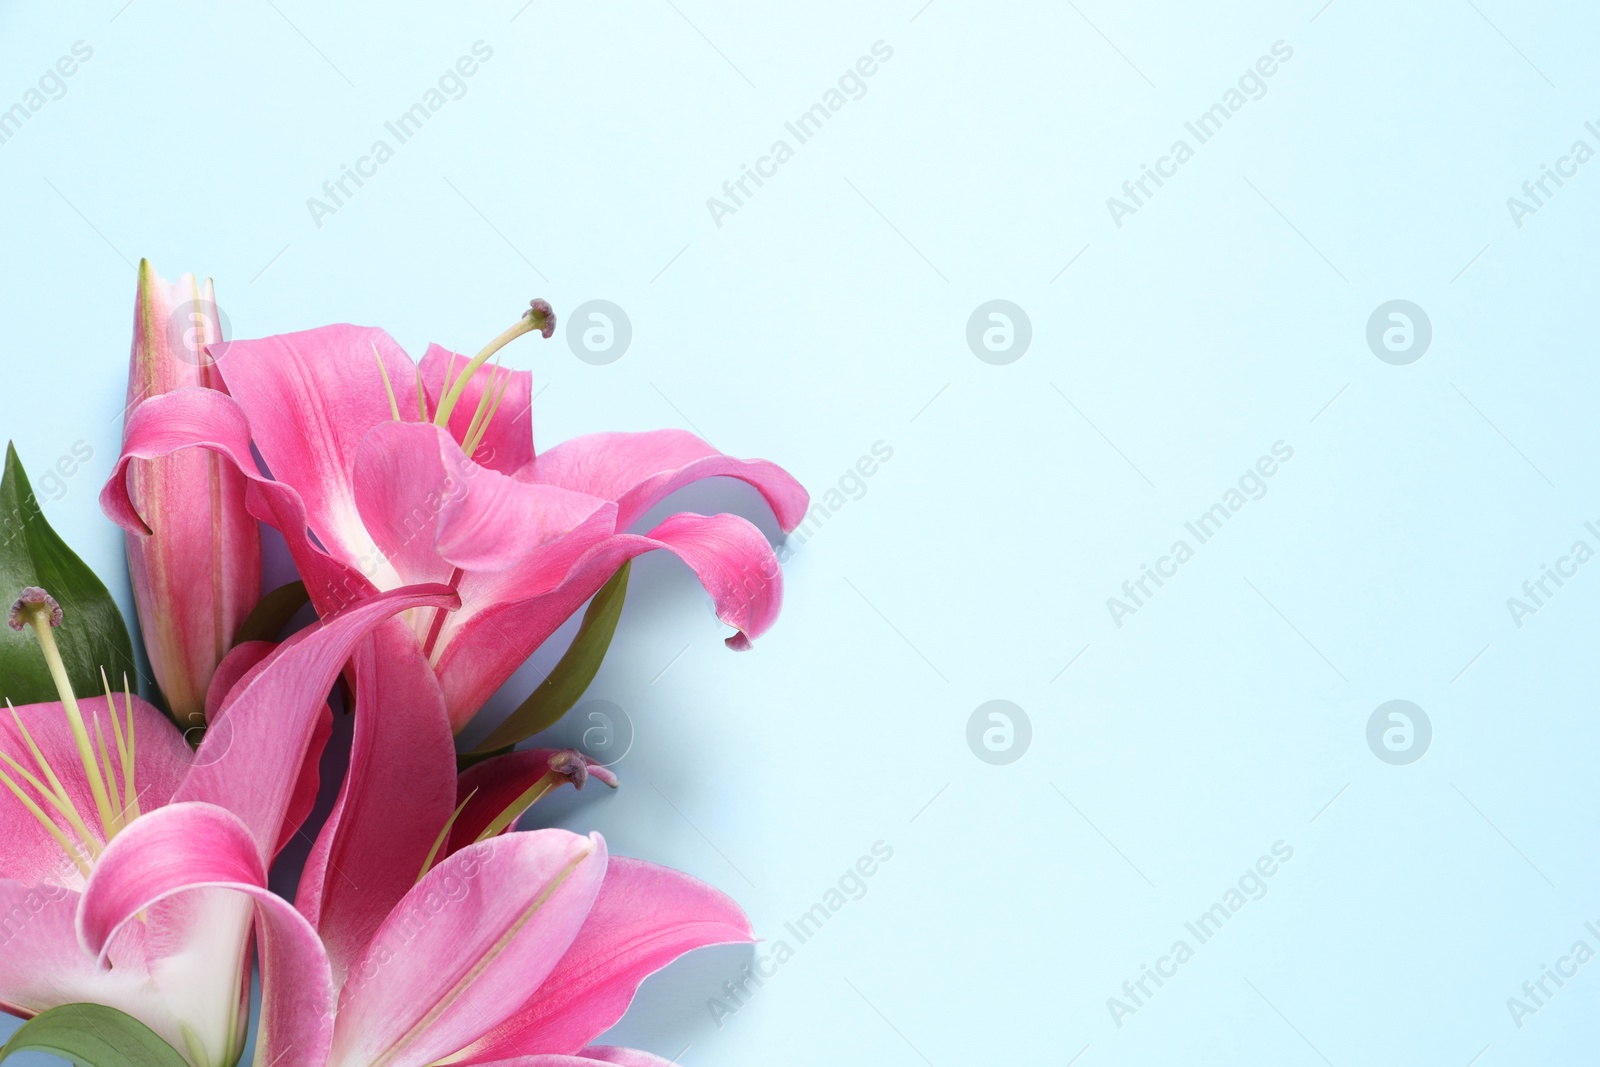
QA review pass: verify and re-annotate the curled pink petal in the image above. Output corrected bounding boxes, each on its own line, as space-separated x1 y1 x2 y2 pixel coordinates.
437 512 784 726
0 880 132 1025
203 640 275 723
528 429 809 532
78 802 335 1067
100 386 371 620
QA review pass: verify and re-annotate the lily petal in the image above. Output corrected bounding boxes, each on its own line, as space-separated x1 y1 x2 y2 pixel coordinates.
202 640 274 723
351 422 609 586
0 693 190 884
527 429 809 532
79 802 335 1067
297 619 457 986
202 640 331 858
101 386 373 619
436 512 784 724
0 879 190 1051
454 857 753 1060
281 702 334 859
173 583 460 865
0 696 234 1067
211 325 421 573
420 344 534 475
330 831 607 1067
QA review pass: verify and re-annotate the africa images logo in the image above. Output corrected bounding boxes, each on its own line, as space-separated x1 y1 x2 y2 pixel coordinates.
1105 41 1294 229
705 41 894 228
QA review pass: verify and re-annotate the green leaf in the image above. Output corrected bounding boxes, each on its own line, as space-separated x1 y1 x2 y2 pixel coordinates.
0 444 137 707
460 560 630 767
236 580 310 644
0 1003 191 1067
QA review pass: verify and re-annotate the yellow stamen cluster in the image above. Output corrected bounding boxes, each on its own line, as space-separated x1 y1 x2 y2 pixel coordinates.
458 361 514 460
3 592 140 877
372 341 402 423
432 300 555 457
371 307 539 462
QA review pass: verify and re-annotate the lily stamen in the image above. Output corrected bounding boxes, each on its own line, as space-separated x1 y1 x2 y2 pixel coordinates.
103 668 139 823
420 568 464 662
6 588 142 872
462 365 515 460
432 298 554 429
372 341 402 422
6 701 100 856
458 358 506 456
94 720 119 833
417 789 477 882
0 739 96 873
413 364 429 422
472 749 616 844
0 765 89 878
10 588 118 838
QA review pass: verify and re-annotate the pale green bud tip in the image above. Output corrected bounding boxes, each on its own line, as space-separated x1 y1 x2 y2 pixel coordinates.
9 587 62 631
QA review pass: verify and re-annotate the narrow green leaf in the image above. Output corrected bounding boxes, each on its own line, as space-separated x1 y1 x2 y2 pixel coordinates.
0 1003 191 1067
460 561 630 767
0 444 137 707
236 580 310 644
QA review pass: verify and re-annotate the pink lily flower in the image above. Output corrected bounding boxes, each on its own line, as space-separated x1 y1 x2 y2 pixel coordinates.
0 582 456 1067
100 301 809 731
249 590 743 1066
75 611 756 1067
85 812 752 1067
119 262 260 726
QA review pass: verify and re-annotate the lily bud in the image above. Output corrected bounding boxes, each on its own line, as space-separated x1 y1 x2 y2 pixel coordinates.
117 260 260 725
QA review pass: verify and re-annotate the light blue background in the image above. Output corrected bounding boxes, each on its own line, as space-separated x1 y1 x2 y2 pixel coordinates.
3 0 1599 1063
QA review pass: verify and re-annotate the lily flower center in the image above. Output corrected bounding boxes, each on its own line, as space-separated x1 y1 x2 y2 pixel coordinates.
368 301 557 651
5 587 140 878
